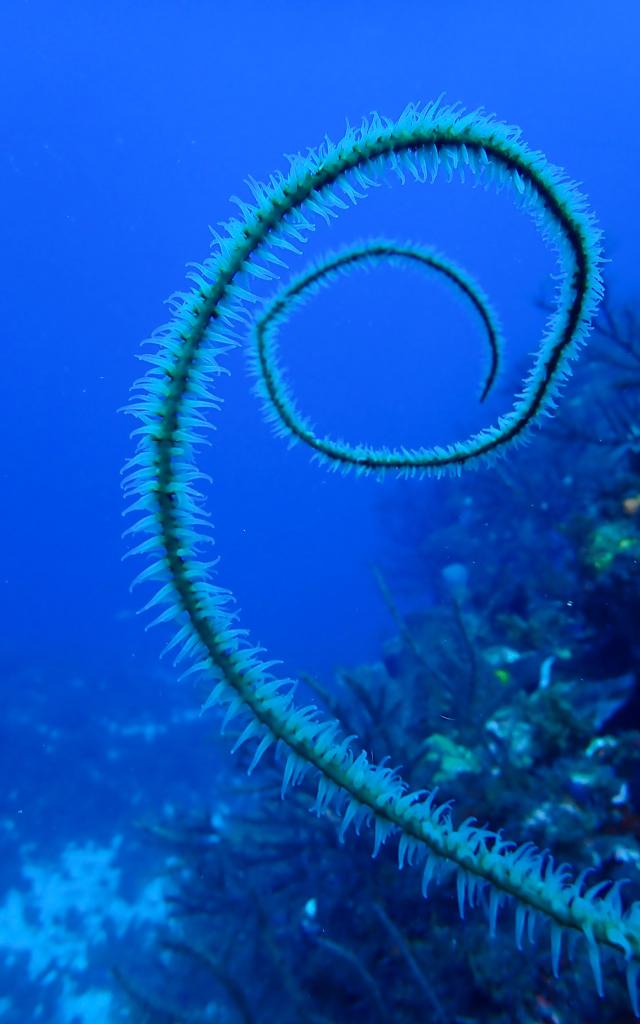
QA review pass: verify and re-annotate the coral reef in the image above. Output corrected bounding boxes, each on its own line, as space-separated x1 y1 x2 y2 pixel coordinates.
119 299 640 1021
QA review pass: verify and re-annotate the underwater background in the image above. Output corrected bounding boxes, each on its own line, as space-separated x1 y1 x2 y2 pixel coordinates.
2 1 640 1021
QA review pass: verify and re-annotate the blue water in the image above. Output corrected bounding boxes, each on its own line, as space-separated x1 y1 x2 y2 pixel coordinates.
2 2 640 1021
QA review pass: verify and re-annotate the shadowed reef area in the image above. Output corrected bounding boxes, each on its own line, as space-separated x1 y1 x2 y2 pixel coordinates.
117 297 640 1024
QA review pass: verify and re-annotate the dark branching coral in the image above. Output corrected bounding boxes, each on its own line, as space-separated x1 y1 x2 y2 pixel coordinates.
118 547 640 1022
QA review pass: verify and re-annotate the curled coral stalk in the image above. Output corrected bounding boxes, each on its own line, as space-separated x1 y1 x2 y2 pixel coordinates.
252 239 504 450
122 101 640 1011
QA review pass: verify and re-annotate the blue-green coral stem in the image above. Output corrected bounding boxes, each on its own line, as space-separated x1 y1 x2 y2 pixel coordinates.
254 241 503 458
124 103 640 1009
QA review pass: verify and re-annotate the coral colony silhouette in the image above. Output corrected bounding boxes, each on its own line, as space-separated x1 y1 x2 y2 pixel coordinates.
123 102 640 1011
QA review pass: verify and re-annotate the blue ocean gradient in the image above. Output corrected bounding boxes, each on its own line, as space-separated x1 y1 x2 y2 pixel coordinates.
2 0 638 705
